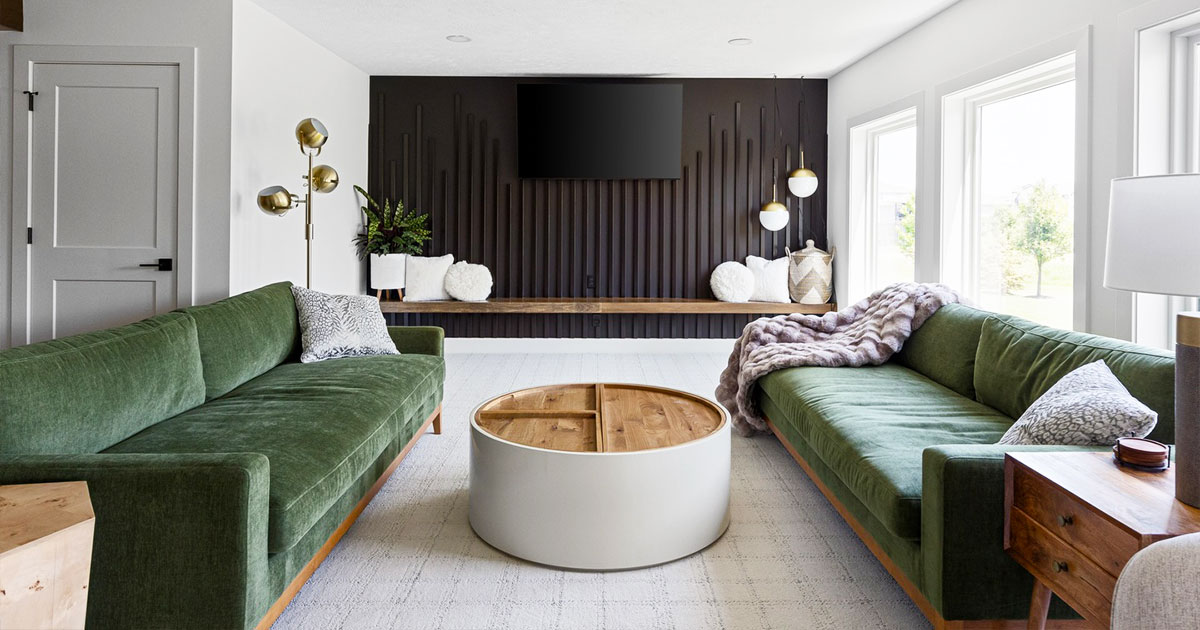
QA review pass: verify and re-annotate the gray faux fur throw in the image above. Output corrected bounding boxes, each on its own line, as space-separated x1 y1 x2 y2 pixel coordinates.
716 282 961 436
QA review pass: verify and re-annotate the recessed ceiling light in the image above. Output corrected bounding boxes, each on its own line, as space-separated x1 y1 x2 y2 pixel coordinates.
727 37 753 46
446 35 472 43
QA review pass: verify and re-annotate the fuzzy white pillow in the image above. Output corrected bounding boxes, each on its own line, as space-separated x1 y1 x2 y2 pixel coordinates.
710 262 755 302
403 254 454 302
746 256 790 303
445 261 493 301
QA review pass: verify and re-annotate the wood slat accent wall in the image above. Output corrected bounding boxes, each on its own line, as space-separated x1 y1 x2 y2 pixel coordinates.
369 77 828 338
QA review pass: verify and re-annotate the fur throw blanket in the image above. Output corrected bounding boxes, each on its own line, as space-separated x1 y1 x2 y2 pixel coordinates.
716 282 961 436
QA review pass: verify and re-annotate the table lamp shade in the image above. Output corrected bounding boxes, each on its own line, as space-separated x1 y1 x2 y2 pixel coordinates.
1104 174 1200 296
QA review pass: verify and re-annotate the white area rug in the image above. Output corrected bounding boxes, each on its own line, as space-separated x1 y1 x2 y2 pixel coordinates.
273 353 927 629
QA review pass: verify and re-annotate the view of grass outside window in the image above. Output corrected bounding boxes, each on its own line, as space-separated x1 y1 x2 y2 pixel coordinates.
872 125 917 287
977 81 1075 329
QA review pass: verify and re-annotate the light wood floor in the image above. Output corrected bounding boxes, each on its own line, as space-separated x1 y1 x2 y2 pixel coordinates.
271 352 927 630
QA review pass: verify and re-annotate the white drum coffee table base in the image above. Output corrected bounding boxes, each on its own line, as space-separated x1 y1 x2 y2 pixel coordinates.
468 386 731 570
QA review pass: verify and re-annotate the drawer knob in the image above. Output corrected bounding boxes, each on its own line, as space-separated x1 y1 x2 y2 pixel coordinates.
1057 514 1074 527
1052 561 1069 573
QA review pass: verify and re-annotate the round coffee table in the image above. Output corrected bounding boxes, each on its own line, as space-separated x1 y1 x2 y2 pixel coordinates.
468 383 731 570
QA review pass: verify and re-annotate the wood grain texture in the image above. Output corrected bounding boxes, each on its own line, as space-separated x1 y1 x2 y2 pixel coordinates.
379 297 836 315
0 482 94 630
474 383 724 452
1003 452 1200 630
370 77 829 338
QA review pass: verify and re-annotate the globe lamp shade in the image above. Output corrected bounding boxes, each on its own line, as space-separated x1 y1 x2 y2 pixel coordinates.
759 201 789 231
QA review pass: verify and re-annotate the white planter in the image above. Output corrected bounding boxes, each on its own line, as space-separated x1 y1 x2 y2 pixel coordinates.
369 253 407 290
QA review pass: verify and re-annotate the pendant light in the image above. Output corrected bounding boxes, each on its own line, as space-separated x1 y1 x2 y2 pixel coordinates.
759 75 789 232
788 77 819 199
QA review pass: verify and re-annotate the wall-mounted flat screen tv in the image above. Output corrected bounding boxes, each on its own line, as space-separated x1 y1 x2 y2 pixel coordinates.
517 83 682 180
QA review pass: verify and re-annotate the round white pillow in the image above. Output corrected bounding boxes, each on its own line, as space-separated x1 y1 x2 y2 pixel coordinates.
710 261 754 302
444 261 493 302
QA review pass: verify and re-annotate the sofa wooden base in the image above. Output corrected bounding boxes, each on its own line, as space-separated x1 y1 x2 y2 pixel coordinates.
254 405 442 630
764 418 1091 630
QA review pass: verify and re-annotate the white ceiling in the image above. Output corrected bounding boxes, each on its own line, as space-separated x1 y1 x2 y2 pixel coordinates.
251 0 961 78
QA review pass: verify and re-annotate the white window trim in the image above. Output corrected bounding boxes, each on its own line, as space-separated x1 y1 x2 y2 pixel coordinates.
1130 7 1200 348
846 95 923 302
935 30 1091 332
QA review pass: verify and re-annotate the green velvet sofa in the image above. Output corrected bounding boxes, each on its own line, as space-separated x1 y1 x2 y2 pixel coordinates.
0 281 445 630
755 304 1174 627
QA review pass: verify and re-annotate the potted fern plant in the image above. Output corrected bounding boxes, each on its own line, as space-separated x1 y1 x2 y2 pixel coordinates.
352 185 432 296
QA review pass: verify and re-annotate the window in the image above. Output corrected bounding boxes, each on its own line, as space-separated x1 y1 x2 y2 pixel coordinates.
942 54 1077 330
1132 13 1200 348
849 108 917 298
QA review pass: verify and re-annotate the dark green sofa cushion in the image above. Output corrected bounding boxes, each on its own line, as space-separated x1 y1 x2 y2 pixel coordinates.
757 364 1013 541
0 313 206 454
104 353 444 553
894 304 991 399
182 281 300 401
974 316 1175 442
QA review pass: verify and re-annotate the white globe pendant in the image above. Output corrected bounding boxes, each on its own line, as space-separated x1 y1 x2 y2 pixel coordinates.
788 168 819 198
759 201 789 231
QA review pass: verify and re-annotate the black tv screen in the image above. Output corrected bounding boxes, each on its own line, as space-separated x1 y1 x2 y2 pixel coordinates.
518 83 682 179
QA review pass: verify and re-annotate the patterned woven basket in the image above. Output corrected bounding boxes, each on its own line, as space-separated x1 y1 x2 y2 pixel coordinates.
786 240 835 304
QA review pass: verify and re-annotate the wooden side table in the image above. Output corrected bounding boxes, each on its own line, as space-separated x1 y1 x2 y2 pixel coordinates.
0 482 95 630
1004 452 1200 629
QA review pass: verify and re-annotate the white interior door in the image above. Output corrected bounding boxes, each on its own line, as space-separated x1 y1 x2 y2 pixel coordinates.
23 61 181 343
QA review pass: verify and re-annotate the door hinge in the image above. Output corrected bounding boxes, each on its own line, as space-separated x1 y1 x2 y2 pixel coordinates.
21 91 37 112
26 227 32 245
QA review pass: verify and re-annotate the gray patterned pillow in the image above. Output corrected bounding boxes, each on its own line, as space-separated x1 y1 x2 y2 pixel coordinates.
998 360 1157 446
291 286 399 363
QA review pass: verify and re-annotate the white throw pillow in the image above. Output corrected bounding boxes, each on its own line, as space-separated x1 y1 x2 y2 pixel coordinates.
403 254 454 302
998 360 1158 446
291 286 399 363
710 261 755 302
444 261 493 302
745 256 790 303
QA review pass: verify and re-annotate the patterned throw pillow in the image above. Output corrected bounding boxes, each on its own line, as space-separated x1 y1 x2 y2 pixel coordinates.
291 286 399 363
998 360 1157 446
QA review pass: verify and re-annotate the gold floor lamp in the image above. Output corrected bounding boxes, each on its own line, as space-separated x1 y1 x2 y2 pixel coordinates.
256 118 340 288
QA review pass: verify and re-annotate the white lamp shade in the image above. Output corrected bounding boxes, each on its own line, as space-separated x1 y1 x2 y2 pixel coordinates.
370 253 407 290
788 174 819 198
759 206 789 231
1105 174 1200 297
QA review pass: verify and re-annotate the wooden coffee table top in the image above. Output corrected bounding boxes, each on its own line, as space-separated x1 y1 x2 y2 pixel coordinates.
474 383 726 453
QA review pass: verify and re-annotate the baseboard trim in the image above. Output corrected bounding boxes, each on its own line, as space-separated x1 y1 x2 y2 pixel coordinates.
444 337 737 354
254 404 442 630
764 417 1090 630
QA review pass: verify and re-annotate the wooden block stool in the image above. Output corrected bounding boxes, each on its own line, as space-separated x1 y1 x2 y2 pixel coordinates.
0 482 95 630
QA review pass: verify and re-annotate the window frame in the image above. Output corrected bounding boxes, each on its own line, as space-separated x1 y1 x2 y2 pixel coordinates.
938 45 1087 331
846 97 922 301
1130 10 1200 348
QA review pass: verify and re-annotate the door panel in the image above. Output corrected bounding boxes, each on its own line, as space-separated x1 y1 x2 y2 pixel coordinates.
53 279 157 339
28 63 179 343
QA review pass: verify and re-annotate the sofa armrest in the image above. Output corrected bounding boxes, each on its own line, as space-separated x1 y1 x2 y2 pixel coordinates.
0 452 271 629
388 325 444 357
920 444 1101 620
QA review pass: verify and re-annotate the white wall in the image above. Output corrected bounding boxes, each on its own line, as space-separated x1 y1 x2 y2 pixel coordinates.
826 0 1200 340
230 0 369 295
0 0 234 348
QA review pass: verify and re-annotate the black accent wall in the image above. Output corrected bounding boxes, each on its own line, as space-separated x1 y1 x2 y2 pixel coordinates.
370 76 828 338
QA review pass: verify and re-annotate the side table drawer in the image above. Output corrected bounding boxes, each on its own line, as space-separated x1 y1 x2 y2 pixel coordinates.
1008 508 1116 626
1012 462 1137 576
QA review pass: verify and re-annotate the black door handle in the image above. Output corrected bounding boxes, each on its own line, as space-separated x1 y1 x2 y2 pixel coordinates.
139 258 173 271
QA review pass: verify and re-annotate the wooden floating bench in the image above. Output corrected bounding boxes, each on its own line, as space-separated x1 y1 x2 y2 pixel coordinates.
378 297 837 315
